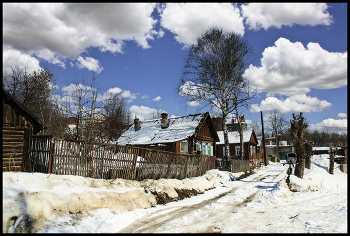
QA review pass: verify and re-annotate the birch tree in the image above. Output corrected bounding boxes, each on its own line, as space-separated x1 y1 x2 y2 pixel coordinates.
178 27 256 161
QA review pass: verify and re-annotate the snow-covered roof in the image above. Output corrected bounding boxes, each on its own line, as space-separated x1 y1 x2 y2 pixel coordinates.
216 130 254 145
117 112 217 145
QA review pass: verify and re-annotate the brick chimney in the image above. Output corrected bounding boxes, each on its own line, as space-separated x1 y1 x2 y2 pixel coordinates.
161 113 168 129
134 116 140 131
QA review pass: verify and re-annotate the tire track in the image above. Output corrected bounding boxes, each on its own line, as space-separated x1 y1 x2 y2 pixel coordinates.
118 170 284 233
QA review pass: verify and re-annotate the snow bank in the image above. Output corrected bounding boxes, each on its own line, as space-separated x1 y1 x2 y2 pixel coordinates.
3 170 237 233
288 154 347 192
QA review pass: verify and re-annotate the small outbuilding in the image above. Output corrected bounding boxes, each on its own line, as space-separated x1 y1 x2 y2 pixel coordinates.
3 88 46 172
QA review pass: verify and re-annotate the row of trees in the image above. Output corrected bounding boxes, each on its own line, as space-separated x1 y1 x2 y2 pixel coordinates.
3 65 131 143
253 109 347 148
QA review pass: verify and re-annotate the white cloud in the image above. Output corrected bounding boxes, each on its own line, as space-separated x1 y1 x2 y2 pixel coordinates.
250 94 332 114
62 83 96 96
3 47 41 76
241 3 333 30
187 101 200 107
120 90 137 102
128 105 166 121
244 37 347 96
338 113 347 119
76 56 104 73
153 96 161 101
35 48 66 68
97 87 123 101
141 95 149 99
160 3 244 46
3 3 160 69
309 118 347 134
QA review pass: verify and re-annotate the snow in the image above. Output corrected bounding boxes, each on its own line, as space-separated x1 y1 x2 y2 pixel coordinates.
216 130 253 144
117 113 206 145
3 153 347 233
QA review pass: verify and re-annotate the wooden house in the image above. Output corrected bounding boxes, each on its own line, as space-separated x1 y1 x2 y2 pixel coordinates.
216 130 258 161
3 88 46 172
117 112 219 156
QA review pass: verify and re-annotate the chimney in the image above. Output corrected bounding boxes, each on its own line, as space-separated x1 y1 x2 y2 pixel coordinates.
134 116 140 131
161 113 168 129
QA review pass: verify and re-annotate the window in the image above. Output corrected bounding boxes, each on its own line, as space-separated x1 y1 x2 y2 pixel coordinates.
208 143 213 156
196 142 201 153
235 145 240 156
202 143 207 155
180 140 188 154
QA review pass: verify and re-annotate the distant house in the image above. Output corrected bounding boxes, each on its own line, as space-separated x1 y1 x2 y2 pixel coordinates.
3 88 46 172
117 112 219 156
263 133 294 160
216 130 258 160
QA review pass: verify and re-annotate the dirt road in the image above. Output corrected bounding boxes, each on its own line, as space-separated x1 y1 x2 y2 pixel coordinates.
118 170 286 233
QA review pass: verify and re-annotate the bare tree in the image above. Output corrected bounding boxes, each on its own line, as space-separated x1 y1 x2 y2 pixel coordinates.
290 112 308 179
329 147 337 175
304 141 314 169
96 94 131 143
178 26 256 161
2 65 62 136
267 110 288 159
60 73 102 141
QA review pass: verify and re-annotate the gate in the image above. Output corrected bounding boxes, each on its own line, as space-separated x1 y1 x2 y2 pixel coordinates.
30 136 54 173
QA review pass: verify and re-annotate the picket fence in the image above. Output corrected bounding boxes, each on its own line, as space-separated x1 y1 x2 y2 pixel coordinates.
30 136 216 181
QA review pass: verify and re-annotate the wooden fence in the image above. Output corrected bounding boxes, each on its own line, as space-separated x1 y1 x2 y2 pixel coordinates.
30 137 216 181
230 160 250 173
215 151 266 173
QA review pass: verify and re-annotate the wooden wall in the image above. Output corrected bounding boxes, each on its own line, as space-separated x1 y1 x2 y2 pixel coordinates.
2 91 43 172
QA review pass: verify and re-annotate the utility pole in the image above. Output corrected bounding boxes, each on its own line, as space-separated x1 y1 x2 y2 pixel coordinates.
261 111 267 166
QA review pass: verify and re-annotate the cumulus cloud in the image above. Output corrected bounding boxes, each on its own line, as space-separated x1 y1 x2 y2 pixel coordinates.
241 3 333 30
153 96 161 101
76 56 104 73
159 3 244 46
3 47 41 76
120 90 137 103
3 3 160 68
128 105 167 121
141 95 149 99
244 37 347 96
97 87 123 101
338 113 347 118
250 94 332 114
309 118 347 134
35 49 66 68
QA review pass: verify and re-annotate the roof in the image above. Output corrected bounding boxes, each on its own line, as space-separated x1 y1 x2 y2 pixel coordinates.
117 112 219 145
216 130 255 145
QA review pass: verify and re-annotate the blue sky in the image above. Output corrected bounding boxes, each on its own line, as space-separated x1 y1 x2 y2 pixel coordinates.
3 3 347 134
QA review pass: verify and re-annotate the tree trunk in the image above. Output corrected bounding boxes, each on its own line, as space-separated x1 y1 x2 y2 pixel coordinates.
236 110 244 160
291 113 307 179
329 147 337 174
304 141 313 169
222 112 230 162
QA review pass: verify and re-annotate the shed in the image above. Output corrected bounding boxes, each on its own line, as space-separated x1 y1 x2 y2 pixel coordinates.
2 88 46 172
117 112 219 156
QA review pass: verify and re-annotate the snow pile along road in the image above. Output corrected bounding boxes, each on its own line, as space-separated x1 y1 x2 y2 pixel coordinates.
2 154 347 233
